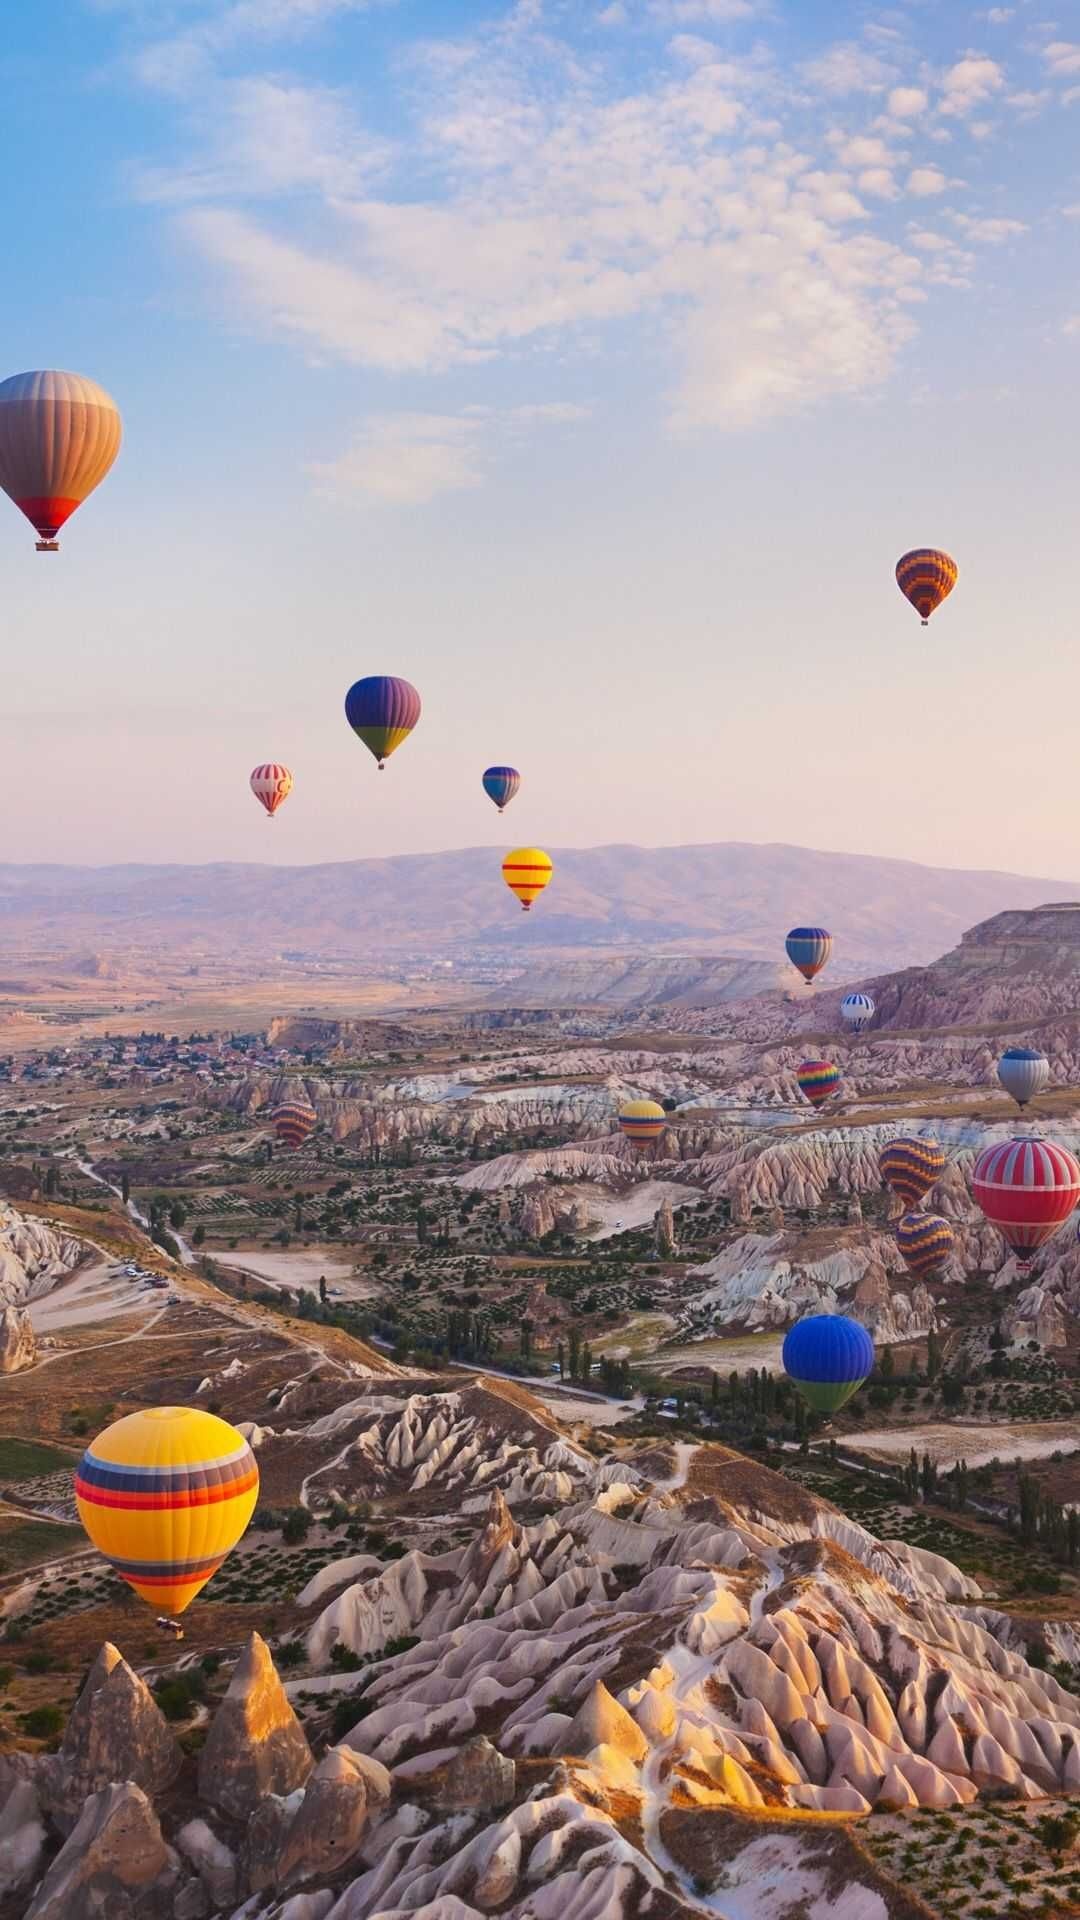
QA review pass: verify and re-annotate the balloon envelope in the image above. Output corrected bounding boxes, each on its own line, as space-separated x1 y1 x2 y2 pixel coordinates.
785 927 832 984
272 1099 317 1151
796 1060 841 1109
0 370 121 549
841 993 875 1033
502 848 553 911
344 676 421 767
895 1210 955 1279
895 548 957 624
618 1099 666 1146
250 763 293 818
783 1315 875 1414
75 1407 258 1613
879 1137 945 1206
482 767 521 813
971 1138 1080 1257
997 1047 1049 1110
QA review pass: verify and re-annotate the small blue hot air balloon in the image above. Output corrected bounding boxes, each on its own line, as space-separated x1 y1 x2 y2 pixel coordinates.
997 1047 1049 1110
841 992 875 1034
785 927 832 985
782 1314 875 1414
482 766 521 814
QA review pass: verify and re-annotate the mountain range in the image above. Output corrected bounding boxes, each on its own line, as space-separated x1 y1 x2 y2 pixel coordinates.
0 843 1076 976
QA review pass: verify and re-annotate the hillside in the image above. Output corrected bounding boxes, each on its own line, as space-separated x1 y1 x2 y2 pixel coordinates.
0 843 1075 976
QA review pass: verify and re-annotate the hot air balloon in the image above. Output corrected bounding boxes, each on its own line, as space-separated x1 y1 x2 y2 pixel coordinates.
796 1060 841 1109
895 548 957 625
502 848 553 911
0 371 122 551
879 1137 946 1207
344 676 421 769
250 763 293 819
74 1407 258 1613
785 927 832 985
997 1047 1050 1110
618 1099 666 1148
971 1137 1080 1266
272 1098 317 1151
783 1314 875 1414
482 767 521 814
895 1211 955 1280
661 1097 678 1114
841 992 875 1034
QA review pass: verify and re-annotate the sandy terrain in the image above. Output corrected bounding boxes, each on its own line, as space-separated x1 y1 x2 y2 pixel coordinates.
216 1247 376 1298
652 1328 787 1373
585 1179 704 1241
28 1261 163 1332
851 1419 1080 1471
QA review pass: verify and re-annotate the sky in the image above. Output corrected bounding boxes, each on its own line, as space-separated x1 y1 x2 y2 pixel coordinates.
1 0 1078 874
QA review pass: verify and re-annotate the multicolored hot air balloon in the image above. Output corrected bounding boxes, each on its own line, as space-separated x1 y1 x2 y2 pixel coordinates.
250 763 293 819
785 927 832 985
74 1407 258 1613
482 767 521 814
841 992 875 1034
997 1047 1050 1110
895 548 958 626
796 1060 841 1109
272 1098 317 1151
895 1211 955 1280
971 1137 1080 1265
783 1314 875 1414
344 676 421 769
0 371 122 551
618 1099 666 1148
502 848 553 912
879 1137 946 1207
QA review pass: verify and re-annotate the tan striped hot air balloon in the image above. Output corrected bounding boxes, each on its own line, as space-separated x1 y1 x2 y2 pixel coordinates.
0 371 122 551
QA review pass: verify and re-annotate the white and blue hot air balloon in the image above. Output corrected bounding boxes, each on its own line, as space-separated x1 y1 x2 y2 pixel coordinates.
840 992 875 1035
997 1047 1049 1110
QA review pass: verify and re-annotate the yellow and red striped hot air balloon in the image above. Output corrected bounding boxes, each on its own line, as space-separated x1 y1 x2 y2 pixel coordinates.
75 1407 259 1614
501 848 553 912
272 1098 317 1151
0 371 122 551
618 1099 666 1148
895 548 957 626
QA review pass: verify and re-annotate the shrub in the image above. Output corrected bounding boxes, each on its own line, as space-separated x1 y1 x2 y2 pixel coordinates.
22 1704 63 1740
282 1508 311 1545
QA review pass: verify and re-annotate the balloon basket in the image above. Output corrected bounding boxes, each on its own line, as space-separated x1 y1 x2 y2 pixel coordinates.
35 540 58 553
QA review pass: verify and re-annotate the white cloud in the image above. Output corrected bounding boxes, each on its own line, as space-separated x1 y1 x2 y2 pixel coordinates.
887 85 929 117
651 0 756 19
1063 316 1080 337
951 213 1027 241
906 166 949 195
307 402 589 505
985 7 1014 21
907 228 949 250
939 54 1005 116
801 44 893 96
858 167 899 199
135 78 389 202
131 0 381 94
1045 43 1080 73
1064 202 1080 218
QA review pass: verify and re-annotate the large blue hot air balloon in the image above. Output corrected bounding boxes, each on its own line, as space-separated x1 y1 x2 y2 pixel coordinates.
482 766 521 814
785 927 832 985
344 676 421 769
782 1314 875 1414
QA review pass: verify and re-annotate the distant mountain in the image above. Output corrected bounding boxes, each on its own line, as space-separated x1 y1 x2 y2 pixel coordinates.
0 843 1075 977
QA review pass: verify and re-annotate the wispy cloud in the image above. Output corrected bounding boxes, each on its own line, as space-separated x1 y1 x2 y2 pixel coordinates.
307 403 590 506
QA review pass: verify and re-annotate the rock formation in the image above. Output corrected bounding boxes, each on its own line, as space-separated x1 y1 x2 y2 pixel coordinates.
198 1632 313 1821
41 1643 181 1832
0 1304 36 1372
25 1782 180 1920
654 1197 676 1256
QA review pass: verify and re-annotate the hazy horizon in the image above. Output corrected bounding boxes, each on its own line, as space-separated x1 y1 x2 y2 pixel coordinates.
3 1 1077 877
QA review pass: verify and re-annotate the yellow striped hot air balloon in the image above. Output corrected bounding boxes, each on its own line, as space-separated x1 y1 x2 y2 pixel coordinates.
75 1407 259 1613
501 848 553 912
618 1099 667 1148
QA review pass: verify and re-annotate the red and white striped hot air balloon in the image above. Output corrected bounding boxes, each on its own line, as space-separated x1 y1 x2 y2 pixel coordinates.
0 371 122 551
970 1137 1080 1267
250 763 293 819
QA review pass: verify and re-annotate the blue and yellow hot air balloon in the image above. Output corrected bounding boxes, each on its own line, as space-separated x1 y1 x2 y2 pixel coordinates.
618 1099 666 1148
895 1211 955 1281
782 1314 874 1414
75 1407 259 1613
482 767 521 814
344 676 421 769
785 927 832 985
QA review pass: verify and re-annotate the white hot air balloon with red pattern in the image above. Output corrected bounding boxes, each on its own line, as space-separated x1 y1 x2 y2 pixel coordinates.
970 1137 1080 1272
0 371 121 551
250 763 293 819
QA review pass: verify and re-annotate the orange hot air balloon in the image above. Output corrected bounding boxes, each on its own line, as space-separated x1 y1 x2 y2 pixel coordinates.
895 548 957 625
0 372 122 551
502 848 553 912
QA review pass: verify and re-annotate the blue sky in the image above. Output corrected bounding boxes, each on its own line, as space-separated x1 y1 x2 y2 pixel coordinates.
2 0 1079 874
